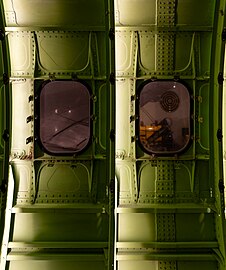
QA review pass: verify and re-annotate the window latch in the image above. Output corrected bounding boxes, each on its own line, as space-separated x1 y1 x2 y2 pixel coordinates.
26 115 33 123
26 136 33 144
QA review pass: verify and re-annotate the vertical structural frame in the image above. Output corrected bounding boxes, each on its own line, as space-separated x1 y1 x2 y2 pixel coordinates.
210 0 226 267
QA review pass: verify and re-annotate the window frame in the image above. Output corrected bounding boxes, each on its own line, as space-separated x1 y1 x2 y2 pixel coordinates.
34 79 92 156
136 79 192 156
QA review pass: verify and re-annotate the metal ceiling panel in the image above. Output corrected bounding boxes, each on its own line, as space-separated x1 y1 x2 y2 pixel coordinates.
3 0 105 27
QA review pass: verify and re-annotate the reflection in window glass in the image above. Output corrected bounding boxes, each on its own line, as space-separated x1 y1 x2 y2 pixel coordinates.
139 81 190 155
39 80 90 155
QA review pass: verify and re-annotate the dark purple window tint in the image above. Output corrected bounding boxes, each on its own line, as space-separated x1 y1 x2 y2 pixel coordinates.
139 81 190 155
40 81 90 154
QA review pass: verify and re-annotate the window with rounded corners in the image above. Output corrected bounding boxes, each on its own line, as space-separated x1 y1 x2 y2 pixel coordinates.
38 80 91 155
138 80 191 155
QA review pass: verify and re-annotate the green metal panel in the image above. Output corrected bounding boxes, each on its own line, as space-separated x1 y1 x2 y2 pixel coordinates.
2 0 106 27
0 0 115 270
0 0 225 270
115 1 226 270
9 261 106 270
12 213 108 242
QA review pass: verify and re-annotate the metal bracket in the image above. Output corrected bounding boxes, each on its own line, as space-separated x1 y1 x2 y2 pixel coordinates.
109 72 115 85
217 129 223 142
26 136 33 144
218 72 224 85
110 129 115 142
131 95 137 101
109 28 115 41
131 136 137 142
222 28 226 41
219 179 224 193
26 115 34 123
130 115 138 122
28 95 33 102
109 179 115 193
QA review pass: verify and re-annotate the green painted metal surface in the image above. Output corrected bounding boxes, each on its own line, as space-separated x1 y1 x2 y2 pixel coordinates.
0 0 225 270
115 0 226 270
0 0 115 270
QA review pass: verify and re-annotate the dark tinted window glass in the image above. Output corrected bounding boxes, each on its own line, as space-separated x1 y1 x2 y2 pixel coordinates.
139 81 190 155
40 81 90 155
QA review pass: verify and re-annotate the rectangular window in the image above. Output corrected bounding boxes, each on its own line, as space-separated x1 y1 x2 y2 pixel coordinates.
139 81 191 155
37 80 91 155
